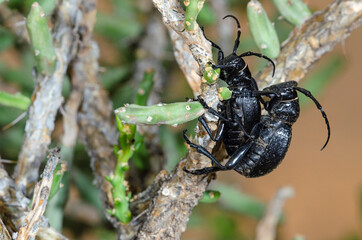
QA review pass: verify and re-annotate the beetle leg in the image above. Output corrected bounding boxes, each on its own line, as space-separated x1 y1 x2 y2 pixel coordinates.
214 120 225 141
217 102 225 111
254 90 280 98
233 114 252 139
224 141 253 168
198 116 215 141
187 95 229 122
183 136 255 175
250 77 259 91
254 89 281 108
183 130 225 169
183 166 224 175
198 116 225 142
196 96 228 121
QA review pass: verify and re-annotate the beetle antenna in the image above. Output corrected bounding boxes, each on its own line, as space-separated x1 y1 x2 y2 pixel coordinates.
200 26 224 62
223 15 241 54
294 86 331 150
239 51 276 77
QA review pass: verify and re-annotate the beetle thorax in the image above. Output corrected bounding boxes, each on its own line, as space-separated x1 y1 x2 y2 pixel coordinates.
219 55 252 87
269 100 300 124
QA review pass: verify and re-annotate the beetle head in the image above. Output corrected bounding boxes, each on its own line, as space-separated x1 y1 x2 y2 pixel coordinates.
219 54 253 86
263 81 331 150
263 81 300 124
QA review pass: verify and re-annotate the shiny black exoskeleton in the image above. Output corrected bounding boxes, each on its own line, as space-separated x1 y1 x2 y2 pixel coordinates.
183 16 331 177
184 81 331 177
197 15 276 154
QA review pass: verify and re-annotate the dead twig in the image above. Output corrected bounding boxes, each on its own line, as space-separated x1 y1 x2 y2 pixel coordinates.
0 165 30 234
256 186 295 240
0 161 67 240
0 216 11 240
16 148 62 240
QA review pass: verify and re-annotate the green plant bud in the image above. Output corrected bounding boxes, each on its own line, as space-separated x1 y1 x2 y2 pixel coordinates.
247 0 280 58
135 69 154 106
184 0 205 31
272 0 312 26
218 87 232 100
200 190 221 203
203 62 220 84
26 2 57 75
25 0 57 15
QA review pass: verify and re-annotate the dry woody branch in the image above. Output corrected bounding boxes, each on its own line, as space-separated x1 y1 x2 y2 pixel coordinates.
16 148 62 240
257 0 362 88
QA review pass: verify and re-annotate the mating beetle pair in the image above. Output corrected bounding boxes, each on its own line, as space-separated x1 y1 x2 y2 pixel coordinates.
183 15 331 178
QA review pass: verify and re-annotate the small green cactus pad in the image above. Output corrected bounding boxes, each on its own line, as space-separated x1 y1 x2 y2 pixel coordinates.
114 102 205 126
247 0 280 59
218 87 232 100
203 63 220 84
272 0 312 26
200 190 221 203
184 0 205 31
26 2 57 75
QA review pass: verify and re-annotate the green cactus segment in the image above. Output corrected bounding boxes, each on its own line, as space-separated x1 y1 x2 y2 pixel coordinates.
134 69 154 106
200 190 221 203
247 0 280 59
106 116 136 223
0 91 31 110
115 102 205 126
203 63 220 84
48 162 66 201
184 0 205 31
25 0 57 15
26 2 57 75
272 0 312 26
218 87 232 101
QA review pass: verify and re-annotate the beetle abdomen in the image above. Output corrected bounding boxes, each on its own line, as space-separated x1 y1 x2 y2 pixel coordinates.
223 125 246 156
236 117 292 177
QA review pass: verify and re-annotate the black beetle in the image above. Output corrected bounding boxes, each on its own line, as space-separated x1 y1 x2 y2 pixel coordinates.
183 16 331 177
196 15 276 150
184 81 330 177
